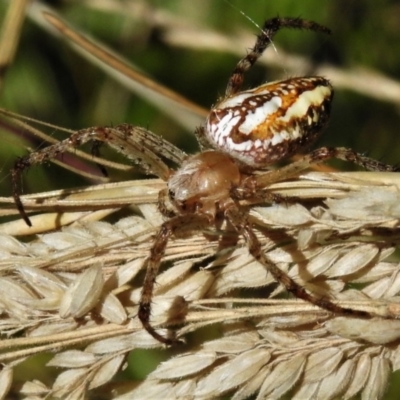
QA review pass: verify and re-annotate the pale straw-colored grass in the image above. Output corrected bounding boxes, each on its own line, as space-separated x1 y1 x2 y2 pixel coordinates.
0 171 399 399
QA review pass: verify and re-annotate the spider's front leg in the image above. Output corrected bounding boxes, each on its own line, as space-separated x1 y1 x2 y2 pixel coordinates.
157 188 177 218
12 124 180 226
138 213 211 346
225 205 374 319
10 129 98 227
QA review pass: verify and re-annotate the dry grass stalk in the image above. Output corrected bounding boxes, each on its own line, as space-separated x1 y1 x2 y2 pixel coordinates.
0 171 399 399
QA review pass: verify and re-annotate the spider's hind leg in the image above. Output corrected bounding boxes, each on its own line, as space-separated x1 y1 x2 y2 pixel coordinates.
253 146 399 189
225 205 374 319
225 17 331 97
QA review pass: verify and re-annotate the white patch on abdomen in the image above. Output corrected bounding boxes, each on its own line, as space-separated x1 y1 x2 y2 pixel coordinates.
239 96 282 134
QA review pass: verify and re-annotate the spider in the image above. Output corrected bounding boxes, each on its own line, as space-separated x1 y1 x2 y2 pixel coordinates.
11 17 398 345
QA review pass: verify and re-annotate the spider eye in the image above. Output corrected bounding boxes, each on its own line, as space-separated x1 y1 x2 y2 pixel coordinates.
205 77 333 168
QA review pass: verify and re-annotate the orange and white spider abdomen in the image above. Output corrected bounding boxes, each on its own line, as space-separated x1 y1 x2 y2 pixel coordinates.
205 77 333 169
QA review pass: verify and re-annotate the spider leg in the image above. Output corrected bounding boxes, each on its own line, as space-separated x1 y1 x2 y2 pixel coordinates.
225 205 372 319
138 213 211 345
157 188 177 218
250 146 399 189
232 182 288 204
12 124 180 226
225 17 331 97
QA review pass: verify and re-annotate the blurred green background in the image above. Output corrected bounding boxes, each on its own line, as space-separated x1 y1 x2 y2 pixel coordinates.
1 0 400 397
1 0 400 196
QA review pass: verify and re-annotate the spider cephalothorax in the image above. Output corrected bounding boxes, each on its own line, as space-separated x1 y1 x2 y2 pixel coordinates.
167 151 241 215
12 17 397 345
